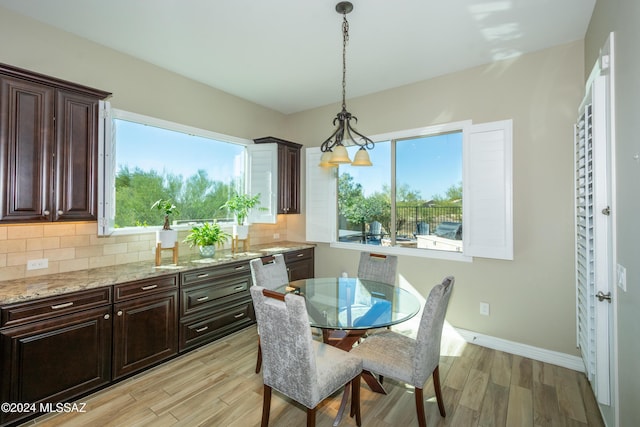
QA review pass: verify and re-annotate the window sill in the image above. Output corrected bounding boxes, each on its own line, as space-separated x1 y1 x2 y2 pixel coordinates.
329 241 472 262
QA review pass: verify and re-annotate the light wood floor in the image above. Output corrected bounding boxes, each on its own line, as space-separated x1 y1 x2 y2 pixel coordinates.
24 324 605 427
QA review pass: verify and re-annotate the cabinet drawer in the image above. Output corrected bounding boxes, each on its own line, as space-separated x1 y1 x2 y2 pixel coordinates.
181 261 250 286
179 299 254 352
181 274 251 317
1 287 112 328
284 248 314 263
114 274 178 302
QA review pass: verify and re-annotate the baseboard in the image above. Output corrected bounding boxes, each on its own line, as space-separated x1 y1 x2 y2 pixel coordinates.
455 327 585 372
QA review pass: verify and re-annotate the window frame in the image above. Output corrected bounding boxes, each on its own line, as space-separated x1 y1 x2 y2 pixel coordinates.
305 119 513 261
97 103 254 236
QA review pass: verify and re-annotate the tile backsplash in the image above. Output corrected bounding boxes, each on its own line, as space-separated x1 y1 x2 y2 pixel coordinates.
0 218 288 281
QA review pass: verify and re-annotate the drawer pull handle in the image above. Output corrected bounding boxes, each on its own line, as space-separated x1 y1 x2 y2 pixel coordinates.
197 273 209 278
196 296 209 302
51 302 74 310
234 266 246 270
233 286 245 291
195 326 209 333
234 313 245 319
141 284 158 291
297 253 304 257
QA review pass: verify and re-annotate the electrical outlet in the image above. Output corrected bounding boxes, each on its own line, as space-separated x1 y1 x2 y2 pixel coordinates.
27 258 49 270
617 264 627 292
273 233 280 239
480 302 490 316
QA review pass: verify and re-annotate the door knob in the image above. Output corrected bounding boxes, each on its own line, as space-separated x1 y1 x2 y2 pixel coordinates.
596 291 612 303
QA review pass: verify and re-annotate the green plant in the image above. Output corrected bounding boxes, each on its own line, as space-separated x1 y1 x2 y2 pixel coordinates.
221 193 263 225
183 222 230 248
151 199 179 230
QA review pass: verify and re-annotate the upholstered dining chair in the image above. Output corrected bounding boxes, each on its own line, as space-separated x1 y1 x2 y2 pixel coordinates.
250 286 363 427
357 252 398 286
350 276 455 427
250 254 289 373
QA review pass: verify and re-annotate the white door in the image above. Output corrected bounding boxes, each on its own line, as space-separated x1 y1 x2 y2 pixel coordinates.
575 34 615 406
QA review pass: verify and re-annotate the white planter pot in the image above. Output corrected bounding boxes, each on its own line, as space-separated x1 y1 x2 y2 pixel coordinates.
233 224 249 240
156 229 178 249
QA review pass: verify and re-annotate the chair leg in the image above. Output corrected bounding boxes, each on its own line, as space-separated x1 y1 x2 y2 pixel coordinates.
306 407 316 427
350 375 362 426
255 339 262 374
433 365 446 417
415 387 426 427
261 384 272 427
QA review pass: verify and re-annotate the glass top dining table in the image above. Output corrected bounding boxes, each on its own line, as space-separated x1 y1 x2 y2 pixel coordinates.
275 277 421 331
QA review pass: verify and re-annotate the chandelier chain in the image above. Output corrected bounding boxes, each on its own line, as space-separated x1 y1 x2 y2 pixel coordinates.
342 14 349 110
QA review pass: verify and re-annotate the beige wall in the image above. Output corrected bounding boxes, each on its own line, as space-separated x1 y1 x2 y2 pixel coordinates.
288 41 585 356
0 7 588 359
586 1 640 425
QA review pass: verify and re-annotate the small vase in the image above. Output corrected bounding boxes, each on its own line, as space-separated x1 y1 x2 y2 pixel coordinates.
199 245 216 258
233 224 249 240
156 229 178 249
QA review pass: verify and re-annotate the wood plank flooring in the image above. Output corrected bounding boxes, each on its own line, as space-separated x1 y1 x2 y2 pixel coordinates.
24 324 605 427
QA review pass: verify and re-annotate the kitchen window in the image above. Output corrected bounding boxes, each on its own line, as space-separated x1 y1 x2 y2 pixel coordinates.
306 119 513 261
97 106 253 235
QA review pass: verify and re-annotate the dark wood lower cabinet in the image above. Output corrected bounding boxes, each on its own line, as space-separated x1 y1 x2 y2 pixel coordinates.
284 248 315 282
0 305 112 426
112 290 178 380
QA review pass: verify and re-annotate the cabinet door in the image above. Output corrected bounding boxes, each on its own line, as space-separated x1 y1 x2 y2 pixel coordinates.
112 291 178 380
54 90 100 221
0 75 54 222
278 144 300 214
0 306 112 425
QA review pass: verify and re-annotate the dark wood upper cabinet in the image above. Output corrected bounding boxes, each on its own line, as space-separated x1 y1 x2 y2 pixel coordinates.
0 63 110 223
254 136 302 214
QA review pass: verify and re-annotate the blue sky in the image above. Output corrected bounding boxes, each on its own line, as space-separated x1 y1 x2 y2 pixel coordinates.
342 132 462 200
114 120 244 184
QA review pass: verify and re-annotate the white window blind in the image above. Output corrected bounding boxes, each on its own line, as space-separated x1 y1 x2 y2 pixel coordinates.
246 143 278 224
305 147 336 243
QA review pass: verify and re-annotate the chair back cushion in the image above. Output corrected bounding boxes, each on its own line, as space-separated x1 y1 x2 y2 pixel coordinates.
250 254 289 290
250 286 320 407
357 252 398 286
412 276 455 386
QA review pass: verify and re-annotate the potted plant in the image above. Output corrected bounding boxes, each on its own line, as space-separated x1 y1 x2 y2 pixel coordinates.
221 193 263 239
151 199 179 248
183 221 230 257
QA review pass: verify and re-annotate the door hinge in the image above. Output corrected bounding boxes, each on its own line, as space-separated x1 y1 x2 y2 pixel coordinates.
601 206 610 216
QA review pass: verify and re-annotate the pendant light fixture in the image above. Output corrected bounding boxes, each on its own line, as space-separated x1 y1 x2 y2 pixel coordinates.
319 1 374 167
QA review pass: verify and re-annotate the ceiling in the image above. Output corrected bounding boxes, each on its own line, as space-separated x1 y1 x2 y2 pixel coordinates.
0 0 595 114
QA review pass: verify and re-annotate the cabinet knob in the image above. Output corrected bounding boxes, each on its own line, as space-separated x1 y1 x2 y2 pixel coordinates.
104 314 110 320
57 210 63 215
43 210 50 216
117 310 123 316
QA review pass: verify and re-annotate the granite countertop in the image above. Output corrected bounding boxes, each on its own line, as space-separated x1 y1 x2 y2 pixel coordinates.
0 241 314 306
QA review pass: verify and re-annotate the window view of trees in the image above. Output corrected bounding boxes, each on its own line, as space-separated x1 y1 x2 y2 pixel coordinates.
112 115 245 229
115 167 238 228
337 131 463 251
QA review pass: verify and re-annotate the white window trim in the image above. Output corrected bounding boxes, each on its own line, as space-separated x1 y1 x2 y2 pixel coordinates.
306 119 513 262
97 105 253 236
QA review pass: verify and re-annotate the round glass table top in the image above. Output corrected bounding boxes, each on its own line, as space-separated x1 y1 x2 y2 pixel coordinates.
275 277 421 330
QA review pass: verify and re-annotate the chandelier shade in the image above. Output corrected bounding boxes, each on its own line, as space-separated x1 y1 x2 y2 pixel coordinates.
319 1 374 167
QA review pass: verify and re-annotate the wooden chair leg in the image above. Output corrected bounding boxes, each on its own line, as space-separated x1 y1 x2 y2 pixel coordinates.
433 365 446 417
255 339 262 374
306 407 316 427
415 387 426 427
261 384 272 427
350 375 362 426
